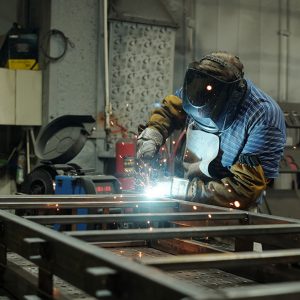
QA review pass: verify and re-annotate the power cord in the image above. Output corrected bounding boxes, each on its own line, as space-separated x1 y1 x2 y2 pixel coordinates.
40 29 75 64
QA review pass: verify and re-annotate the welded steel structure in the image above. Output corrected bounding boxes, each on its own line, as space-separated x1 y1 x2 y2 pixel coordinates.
1 194 300 299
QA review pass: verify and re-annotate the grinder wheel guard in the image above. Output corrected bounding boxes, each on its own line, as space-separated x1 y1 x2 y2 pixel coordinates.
35 115 95 164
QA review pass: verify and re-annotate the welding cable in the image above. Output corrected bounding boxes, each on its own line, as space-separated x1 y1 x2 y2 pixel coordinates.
40 29 75 64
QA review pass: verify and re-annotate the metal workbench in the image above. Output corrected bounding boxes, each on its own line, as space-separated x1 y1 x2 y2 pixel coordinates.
1 194 300 299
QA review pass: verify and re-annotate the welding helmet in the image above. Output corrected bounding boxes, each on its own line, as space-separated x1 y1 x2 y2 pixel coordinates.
182 53 245 133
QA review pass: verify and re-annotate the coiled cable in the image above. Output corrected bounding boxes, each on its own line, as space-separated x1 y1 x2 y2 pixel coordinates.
40 29 75 64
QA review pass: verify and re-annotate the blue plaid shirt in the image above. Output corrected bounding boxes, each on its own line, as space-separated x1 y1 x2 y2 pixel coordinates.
175 79 286 179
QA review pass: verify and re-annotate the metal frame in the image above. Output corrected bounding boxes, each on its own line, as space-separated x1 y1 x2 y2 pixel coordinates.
1 194 300 299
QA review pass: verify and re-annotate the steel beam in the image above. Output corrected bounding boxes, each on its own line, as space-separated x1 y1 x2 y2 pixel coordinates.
0 194 171 202
66 223 300 242
221 281 300 300
24 212 247 224
140 249 300 270
248 211 300 225
0 200 178 209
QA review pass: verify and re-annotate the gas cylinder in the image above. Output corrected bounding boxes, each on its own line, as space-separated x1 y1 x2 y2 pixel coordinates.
115 138 136 191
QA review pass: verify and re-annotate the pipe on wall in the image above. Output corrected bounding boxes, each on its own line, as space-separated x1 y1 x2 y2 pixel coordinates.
277 0 290 102
103 0 111 131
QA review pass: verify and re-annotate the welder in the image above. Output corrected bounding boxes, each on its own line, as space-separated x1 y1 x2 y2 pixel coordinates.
137 51 286 210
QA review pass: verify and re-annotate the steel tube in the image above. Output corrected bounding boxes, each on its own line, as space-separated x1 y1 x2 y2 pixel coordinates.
66 223 300 242
223 281 300 299
0 201 178 209
140 249 300 271
248 212 300 225
0 194 171 202
25 212 247 224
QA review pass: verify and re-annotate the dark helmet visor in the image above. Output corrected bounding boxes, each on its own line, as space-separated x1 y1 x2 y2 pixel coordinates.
183 68 237 107
182 67 242 132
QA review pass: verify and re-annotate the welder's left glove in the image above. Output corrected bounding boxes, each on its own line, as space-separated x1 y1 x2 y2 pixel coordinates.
185 154 268 210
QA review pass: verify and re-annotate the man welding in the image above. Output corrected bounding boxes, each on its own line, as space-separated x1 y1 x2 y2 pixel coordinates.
137 51 286 211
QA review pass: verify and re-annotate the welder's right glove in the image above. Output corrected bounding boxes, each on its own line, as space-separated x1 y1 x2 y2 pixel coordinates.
136 127 164 162
185 154 268 210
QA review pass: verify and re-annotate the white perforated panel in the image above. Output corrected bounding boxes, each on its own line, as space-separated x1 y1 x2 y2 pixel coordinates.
109 21 175 141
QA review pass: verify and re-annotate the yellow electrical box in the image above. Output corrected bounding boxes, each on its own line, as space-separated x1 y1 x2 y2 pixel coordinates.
0 24 39 71
6 59 39 70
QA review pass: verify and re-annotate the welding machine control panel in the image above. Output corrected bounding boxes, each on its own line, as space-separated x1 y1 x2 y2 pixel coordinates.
55 175 120 195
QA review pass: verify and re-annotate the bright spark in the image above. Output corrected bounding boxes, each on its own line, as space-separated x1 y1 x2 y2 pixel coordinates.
234 201 241 208
144 181 172 198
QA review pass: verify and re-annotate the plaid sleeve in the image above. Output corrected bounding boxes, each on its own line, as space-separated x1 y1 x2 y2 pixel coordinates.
242 125 286 178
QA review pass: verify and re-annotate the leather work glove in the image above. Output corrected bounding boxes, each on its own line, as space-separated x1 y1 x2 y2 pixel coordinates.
136 127 164 162
183 154 268 210
185 177 205 201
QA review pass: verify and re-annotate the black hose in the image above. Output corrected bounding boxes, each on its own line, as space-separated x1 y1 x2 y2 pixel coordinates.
40 29 75 64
